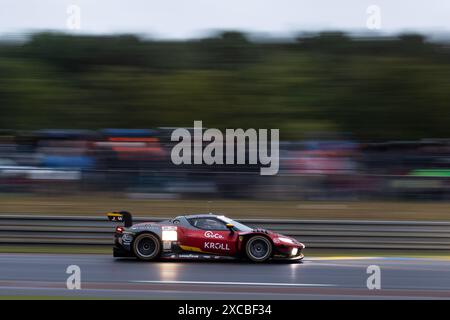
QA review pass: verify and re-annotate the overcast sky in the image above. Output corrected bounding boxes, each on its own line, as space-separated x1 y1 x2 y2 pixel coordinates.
1 0 449 39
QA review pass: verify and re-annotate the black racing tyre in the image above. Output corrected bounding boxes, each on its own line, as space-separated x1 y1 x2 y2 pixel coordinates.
132 233 161 261
245 236 273 262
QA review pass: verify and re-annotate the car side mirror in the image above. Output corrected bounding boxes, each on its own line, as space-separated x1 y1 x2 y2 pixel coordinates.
226 223 235 232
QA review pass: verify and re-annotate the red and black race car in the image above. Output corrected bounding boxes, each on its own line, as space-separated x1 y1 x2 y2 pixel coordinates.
108 212 305 262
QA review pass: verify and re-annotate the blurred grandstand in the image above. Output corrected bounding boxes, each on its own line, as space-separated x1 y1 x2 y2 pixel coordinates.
0 128 449 200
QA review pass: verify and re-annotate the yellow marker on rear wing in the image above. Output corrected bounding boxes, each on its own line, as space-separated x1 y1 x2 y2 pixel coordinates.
106 211 133 227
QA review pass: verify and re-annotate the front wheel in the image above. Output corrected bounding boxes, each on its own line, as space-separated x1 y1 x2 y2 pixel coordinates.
245 236 272 262
133 233 161 261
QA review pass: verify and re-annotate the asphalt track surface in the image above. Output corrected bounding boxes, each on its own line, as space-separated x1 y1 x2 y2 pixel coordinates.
0 253 450 299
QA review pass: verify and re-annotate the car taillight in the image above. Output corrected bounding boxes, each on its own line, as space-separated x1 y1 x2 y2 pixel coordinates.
116 226 124 234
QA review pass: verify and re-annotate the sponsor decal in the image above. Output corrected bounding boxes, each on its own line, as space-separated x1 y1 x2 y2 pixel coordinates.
179 254 200 259
204 231 224 239
131 224 158 231
204 242 230 251
121 233 133 243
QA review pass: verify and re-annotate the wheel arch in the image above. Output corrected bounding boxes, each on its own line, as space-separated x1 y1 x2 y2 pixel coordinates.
134 229 161 237
132 230 162 246
239 232 274 256
131 231 163 260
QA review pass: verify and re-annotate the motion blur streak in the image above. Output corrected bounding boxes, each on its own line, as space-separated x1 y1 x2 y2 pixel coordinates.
0 32 449 201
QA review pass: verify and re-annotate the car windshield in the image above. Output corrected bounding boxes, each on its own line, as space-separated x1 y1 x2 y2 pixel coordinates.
217 216 252 232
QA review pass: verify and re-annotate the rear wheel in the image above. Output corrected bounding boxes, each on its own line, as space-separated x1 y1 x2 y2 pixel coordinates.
133 233 161 261
245 236 272 262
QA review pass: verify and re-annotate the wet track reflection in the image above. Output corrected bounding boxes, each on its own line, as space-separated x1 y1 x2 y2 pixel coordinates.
0 254 449 299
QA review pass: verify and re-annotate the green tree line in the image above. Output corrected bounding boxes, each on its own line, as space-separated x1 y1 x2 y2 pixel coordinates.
0 31 449 140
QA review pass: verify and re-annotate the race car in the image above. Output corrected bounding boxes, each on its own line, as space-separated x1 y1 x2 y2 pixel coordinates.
107 211 305 262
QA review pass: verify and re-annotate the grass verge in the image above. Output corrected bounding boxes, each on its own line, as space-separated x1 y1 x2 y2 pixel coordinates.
1 194 450 220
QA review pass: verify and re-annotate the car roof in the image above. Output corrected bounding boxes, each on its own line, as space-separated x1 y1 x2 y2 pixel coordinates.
181 213 221 219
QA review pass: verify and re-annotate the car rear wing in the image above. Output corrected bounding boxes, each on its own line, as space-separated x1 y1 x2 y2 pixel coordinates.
107 211 133 227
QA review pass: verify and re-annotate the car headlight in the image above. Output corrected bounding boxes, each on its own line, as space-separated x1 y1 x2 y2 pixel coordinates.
278 237 295 244
291 248 298 256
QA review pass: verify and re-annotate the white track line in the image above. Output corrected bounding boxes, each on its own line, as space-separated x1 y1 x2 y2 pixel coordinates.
132 280 336 287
